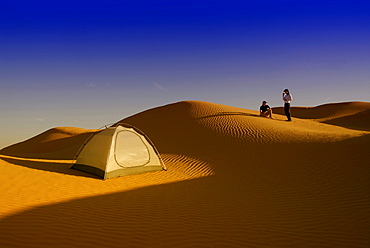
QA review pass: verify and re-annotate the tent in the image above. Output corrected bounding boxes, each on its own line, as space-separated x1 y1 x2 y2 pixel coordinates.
71 123 166 179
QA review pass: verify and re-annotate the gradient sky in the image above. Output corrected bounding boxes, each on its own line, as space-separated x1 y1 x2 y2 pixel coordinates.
1 0 369 148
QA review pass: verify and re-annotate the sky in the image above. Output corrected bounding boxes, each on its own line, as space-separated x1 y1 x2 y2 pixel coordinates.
1 0 369 148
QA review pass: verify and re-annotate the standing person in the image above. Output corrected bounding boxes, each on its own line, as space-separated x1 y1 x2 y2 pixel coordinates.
282 89 293 121
260 101 273 118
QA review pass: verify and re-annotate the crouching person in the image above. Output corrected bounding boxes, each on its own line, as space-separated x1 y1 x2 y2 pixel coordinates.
260 101 273 118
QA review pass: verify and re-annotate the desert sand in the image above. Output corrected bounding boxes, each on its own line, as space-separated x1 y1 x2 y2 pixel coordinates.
1 100 369 248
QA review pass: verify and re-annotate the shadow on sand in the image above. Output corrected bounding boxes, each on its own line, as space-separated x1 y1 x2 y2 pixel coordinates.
0 156 99 179
1 135 370 248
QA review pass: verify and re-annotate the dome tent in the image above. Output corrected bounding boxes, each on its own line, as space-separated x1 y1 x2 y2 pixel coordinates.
71 123 165 179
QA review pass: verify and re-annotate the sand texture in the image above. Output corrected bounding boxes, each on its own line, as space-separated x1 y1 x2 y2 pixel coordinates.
1 101 370 248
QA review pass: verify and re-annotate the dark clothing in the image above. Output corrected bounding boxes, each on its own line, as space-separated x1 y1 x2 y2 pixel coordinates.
260 105 270 112
284 103 291 121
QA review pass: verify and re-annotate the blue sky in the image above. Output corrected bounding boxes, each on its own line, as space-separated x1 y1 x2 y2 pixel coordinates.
1 0 369 148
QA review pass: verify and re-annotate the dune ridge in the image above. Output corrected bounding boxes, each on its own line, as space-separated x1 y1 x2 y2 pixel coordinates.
1 100 369 248
0 127 99 159
273 101 370 131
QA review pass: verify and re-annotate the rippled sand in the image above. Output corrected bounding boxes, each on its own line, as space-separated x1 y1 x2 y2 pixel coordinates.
1 101 369 248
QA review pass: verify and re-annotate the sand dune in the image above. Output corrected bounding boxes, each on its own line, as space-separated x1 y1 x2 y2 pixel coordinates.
0 127 98 159
273 101 370 131
1 101 369 248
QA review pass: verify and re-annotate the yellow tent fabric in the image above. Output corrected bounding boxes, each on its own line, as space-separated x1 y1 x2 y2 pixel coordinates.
71 124 165 179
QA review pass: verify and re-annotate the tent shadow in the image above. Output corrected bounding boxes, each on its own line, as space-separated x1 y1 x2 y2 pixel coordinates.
0 156 99 179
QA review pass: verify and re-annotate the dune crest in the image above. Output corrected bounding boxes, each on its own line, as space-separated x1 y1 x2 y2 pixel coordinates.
1 100 370 248
121 101 367 146
273 101 370 131
0 127 98 159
